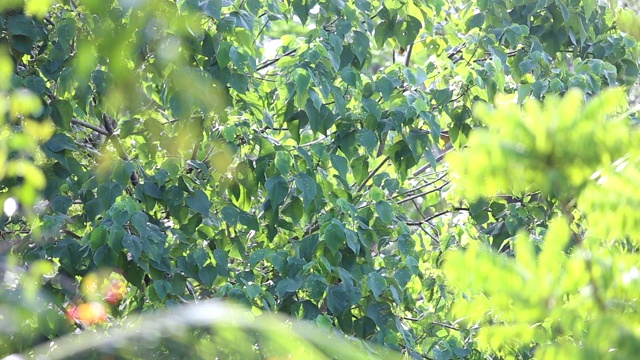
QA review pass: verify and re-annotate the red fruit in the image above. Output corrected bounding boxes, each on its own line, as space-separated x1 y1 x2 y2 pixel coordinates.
103 280 126 305
66 302 107 326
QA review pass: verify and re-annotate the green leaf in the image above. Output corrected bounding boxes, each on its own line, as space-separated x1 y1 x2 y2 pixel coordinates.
294 69 310 107
353 316 377 339
221 206 239 225
466 13 485 31
50 195 72 213
123 234 142 261
327 283 350 315
357 129 378 154
345 229 360 254
330 154 349 180
276 277 302 297
229 11 254 31
217 42 232 69
200 0 222 19
340 67 359 87
186 190 211 216
362 98 381 120
351 31 370 64
44 133 78 152
7 15 38 38
367 272 387 300
130 211 149 234
249 248 272 267
324 222 346 254
375 201 394 224
294 173 317 209
163 186 184 207
51 100 73 130
24 75 47 95
199 265 217 286
299 234 319 262
351 156 369 184
143 181 162 199
394 16 421 48
374 20 395 49
264 175 289 207
153 280 172 300
397 234 415 256
10 35 35 54
238 210 259 230
94 245 118 268
376 75 395 100
394 268 412 288
214 249 230 277
275 151 292 175
97 182 123 211
292 0 310 25
56 18 76 47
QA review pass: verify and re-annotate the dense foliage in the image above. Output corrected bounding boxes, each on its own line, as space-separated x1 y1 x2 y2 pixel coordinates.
1 0 639 358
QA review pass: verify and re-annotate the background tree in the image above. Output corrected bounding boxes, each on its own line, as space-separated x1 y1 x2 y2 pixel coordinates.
1 0 639 358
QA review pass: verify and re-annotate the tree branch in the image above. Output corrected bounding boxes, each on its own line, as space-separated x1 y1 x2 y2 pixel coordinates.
392 173 448 199
102 114 139 186
355 155 390 193
414 144 453 175
406 208 468 226
397 181 450 205
71 118 109 136
257 49 297 71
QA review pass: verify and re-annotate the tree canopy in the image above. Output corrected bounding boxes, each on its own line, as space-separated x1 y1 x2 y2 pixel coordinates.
1 0 639 359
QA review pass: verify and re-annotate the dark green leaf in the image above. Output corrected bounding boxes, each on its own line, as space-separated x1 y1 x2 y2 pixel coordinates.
324 222 346 254
367 272 387 300
466 13 485 30
153 280 172 300
214 249 230 277
123 234 142 261
394 16 421 48
294 173 317 209
199 265 217 286
264 175 289 207
186 190 211 215
97 182 123 211
44 133 78 152
327 283 350 315
51 100 73 130
351 31 370 64
330 154 349 180
353 316 377 339
375 201 394 224
200 0 222 19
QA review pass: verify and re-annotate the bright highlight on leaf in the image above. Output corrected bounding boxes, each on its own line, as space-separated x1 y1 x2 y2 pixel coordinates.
448 88 631 200
25 0 53 18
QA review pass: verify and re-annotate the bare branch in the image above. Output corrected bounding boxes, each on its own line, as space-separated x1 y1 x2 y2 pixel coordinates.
397 181 450 205
256 49 297 71
355 155 390 193
71 118 109 136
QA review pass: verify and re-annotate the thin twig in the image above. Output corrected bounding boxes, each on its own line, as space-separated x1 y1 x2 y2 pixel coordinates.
71 118 109 136
405 208 468 226
102 114 139 186
257 49 297 71
392 173 448 199
397 181 450 205
404 43 414 67
355 156 390 193
255 18 270 42
414 145 453 175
